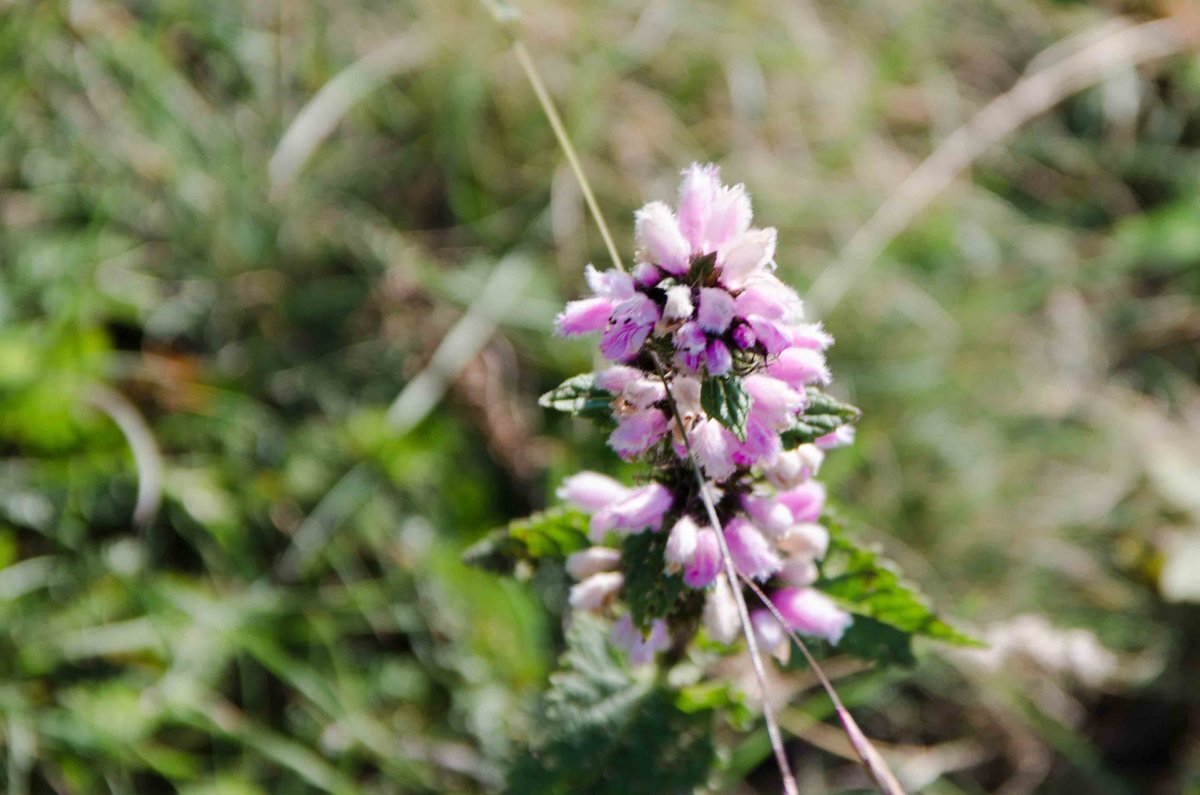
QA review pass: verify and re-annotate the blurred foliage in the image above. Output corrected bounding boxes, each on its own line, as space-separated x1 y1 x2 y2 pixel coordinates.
814 519 979 667
463 507 589 574
506 615 716 795
1 0 1199 793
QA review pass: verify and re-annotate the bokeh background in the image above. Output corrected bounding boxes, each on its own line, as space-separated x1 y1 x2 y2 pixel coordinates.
2 0 1199 793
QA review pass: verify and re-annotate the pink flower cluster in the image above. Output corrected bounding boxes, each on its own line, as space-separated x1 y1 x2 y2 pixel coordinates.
553 164 855 662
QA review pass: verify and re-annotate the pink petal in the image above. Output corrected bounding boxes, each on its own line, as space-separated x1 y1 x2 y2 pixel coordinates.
635 201 691 275
674 321 707 353
751 609 790 662
718 228 776 288
569 571 624 611
778 556 819 587
697 287 735 334
741 494 794 538
746 316 792 355
663 285 695 321
704 183 752 250
703 575 741 644
745 374 805 428
611 615 670 664
776 480 826 524
772 587 853 644
683 527 721 588
632 261 663 288
777 522 830 559
557 472 630 513
733 415 783 468
599 293 660 362
585 264 635 300
724 516 781 581
791 322 834 350
815 425 856 449
689 418 738 481
705 339 733 376
591 482 673 539
554 297 614 336
665 516 700 569
566 546 622 580
594 365 643 393
767 347 830 389
608 408 670 460
733 283 789 321
677 163 721 250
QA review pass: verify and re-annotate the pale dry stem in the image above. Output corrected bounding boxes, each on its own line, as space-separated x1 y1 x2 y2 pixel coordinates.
807 14 1200 316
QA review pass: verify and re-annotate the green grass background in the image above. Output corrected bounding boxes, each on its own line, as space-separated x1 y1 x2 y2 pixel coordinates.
1 0 1198 792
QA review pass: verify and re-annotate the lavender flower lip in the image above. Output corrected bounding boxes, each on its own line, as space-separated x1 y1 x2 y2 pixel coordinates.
551 162 858 662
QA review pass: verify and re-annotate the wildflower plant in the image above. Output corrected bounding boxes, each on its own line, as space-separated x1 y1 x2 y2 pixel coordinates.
469 163 972 794
549 163 862 656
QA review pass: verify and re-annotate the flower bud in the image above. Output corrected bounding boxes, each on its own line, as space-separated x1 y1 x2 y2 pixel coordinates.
611 614 671 664
815 425 856 450
663 285 694 321
569 571 624 611
772 587 852 644
746 316 791 354
594 365 642 393
557 472 629 513
690 418 737 481
777 556 819 587
744 374 805 428
554 297 614 336
776 480 825 524
790 322 834 350
741 494 794 539
698 287 735 334
703 575 741 644
589 482 674 541
665 516 699 570
683 527 721 588
751 609 790 663
600 293 660 362
767 347 831 389
724 517 781 581
585 264 634 299
705 339 733 376
608 408 670 461
632 261 663 288
777 523 830 560
565 546 622 580
730 322 757 350
621 378 667 410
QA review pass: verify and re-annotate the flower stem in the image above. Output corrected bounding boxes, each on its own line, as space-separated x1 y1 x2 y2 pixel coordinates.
741 576 907 795
510 39 626 274
651 355 800 795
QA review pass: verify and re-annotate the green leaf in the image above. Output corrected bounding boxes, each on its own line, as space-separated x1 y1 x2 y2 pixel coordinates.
804 388 861 422
780 388 862 448
621 531 685 632
463 508 590 574
834 616 916 667
505 616 716 795
538 374 613 421
817 520 979 664
675 680 753 729
701 376 750 441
